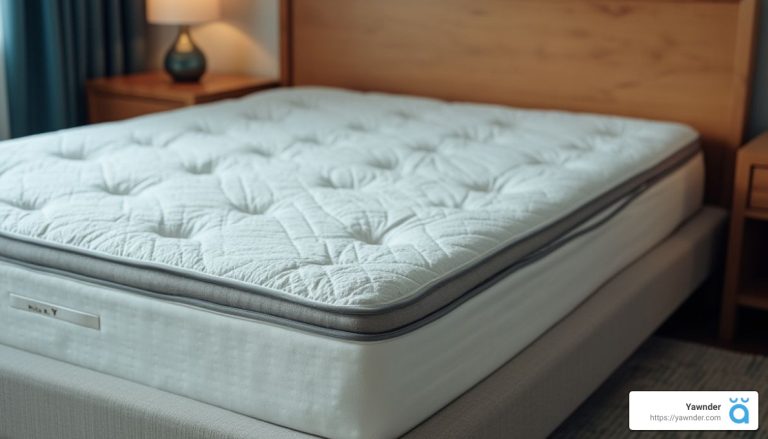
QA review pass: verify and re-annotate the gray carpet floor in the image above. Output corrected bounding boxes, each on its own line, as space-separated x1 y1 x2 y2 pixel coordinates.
552 337 768 438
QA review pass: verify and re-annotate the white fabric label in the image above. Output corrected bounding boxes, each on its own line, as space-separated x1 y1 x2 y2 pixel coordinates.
10 293 100 330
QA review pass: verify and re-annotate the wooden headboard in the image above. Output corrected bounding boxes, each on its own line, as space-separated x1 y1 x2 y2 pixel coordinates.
280 0 758 206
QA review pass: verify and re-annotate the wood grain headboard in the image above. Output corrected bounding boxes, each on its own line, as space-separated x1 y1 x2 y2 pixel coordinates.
280 0 758 206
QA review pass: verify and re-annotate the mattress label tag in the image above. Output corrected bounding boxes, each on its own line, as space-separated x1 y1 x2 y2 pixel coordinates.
10 294 100 330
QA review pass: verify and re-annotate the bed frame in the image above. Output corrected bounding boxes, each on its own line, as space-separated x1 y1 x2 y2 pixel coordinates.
0 1 756 438
280 0 758 207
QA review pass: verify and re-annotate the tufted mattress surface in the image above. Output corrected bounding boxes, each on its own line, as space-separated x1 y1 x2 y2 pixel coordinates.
0 87 698 337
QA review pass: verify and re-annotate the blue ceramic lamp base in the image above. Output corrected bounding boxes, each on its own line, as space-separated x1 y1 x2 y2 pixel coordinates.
164 25 206 82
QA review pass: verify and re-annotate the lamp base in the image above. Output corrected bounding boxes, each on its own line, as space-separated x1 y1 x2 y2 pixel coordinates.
164 25 206 83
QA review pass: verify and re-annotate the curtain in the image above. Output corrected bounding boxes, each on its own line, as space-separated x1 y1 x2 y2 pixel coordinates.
0 9 10 140
1 0 146 138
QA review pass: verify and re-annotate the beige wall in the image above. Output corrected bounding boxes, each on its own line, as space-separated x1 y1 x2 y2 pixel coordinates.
146 0 280 78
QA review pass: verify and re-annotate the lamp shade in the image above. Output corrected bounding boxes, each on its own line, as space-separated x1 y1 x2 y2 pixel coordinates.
147 0 220 25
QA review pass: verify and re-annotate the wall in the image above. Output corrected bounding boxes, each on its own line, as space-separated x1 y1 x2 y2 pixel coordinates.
146 0 279 78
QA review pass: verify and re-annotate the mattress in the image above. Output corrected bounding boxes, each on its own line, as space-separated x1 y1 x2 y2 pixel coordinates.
0 87 703 438
0 208 726 439
0 87 698 337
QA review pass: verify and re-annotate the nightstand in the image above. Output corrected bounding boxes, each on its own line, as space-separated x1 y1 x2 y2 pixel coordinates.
721 133 768 340
86 72 279 123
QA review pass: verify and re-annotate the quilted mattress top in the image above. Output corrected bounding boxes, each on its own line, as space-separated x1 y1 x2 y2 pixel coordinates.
0 87 698 334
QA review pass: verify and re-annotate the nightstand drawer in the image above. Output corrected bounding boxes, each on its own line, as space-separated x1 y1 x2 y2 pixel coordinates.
751 166 768 209
87 92 181 123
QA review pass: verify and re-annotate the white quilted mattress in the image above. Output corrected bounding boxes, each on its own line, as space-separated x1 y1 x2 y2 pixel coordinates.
0 87 704 438
0 155 703 439
0 87 698 336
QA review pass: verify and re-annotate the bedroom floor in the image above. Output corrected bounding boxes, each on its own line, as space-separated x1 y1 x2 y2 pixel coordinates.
552 337 768 438
551 275 768 438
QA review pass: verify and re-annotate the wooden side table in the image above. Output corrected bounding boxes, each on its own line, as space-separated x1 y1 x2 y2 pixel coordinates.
721 133 768 340
86 72 280 123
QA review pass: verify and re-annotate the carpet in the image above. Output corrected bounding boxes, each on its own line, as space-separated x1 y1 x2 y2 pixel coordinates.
552 337 768 438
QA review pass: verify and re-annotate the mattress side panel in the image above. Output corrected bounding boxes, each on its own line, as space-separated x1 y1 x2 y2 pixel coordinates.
0 261 368 439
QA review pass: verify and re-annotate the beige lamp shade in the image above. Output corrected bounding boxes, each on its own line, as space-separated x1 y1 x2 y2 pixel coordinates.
147 0 220 25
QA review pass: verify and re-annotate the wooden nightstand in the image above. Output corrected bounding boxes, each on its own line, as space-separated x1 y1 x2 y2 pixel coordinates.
86 72 279 123
721 133 768 340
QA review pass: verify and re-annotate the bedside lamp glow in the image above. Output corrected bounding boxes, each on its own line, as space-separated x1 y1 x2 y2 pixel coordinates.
147 0 220 82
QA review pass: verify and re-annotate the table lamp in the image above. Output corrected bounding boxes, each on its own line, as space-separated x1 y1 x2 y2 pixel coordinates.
147 0 220 82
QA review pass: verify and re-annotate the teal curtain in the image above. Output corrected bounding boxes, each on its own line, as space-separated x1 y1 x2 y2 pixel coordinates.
2 0 146 137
